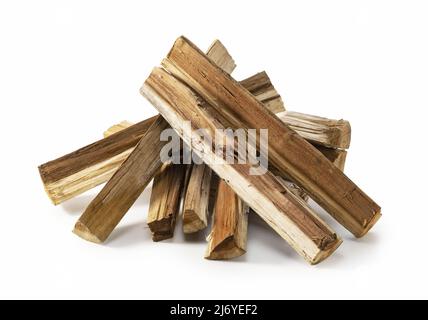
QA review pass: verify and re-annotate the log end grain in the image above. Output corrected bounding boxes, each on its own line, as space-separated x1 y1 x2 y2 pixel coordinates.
73 221 103 244
204 235 246 260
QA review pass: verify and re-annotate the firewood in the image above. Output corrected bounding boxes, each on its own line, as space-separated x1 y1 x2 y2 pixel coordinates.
182 164 213 233
73 40 236 243
276 111 351 149
141 67 342 264
148 163 187 241
316 145 347 172
239 71 285 113
161 36 380 237
73 115 168 243
38 117 155 205
205 179 249 260
38 40 236 205
103 120 134 137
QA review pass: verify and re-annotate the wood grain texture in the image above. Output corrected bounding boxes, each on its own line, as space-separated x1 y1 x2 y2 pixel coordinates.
148 163 187 241
73 115 168 243
161 36 380 238
182 164 213 233
205 179 248 260
239 71 285 113
276 111 351 149
141 67 342 264
38 117 156 204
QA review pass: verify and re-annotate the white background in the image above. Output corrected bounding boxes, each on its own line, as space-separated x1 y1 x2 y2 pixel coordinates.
1 0 427 299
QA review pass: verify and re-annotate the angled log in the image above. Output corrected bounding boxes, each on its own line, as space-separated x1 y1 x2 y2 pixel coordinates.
148 163 187 241
182 164 213 233
141 67 342 264
73 115 168 243
38 117 156 204
276 111 351 149
205 179 249 260
161 36 380 237
73 40 236 243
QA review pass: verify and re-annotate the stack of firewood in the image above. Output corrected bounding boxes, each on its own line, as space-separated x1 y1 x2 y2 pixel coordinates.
38 37 381 264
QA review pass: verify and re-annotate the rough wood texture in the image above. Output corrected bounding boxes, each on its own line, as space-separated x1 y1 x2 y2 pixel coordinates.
38 117 156 204
141 67 342 264
161 36 380 238
73 116 168 243
73 39 236 243
182 164 213 233
276 111 351 149
148 163 187 241
205 179 248 260
316 145 347 172
239 71 285 113
37 40 233 205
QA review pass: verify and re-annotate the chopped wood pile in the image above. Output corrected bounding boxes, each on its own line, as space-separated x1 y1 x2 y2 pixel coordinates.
38 37 381 264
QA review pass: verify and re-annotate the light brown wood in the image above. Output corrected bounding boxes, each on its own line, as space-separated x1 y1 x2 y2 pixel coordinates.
38 117 156 205
103 120 135 137
148 163 187 241
182 164 213 233
73 39 237 243
73 115 168 243
161 36 380 238
239 71 285 113
276 111 351 149
205 179 248 260
141 67 342 264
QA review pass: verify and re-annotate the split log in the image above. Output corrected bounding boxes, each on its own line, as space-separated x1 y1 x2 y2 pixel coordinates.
161 36 380 237
148 163 187 241
205 179 249 260
182 164 213 233
239 71 285 113
276 111 351 149
38 117 155 204
73 115 168 243
141 67 342 264
73 40 237 243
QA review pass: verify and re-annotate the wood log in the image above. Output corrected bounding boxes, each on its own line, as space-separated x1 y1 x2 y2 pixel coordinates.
73 115 168 243
205 179 249 260
182 164 213 233
73 40 237 243
239 71 285 113
161 36 380 237
148 163 187 241
141 67 342 264
276 111 351 149
38 117 155 204
37 40 235 205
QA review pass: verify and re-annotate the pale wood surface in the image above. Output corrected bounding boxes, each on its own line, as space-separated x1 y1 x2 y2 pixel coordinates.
277 111 351 149
161 36 380 238
141 67 342 264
